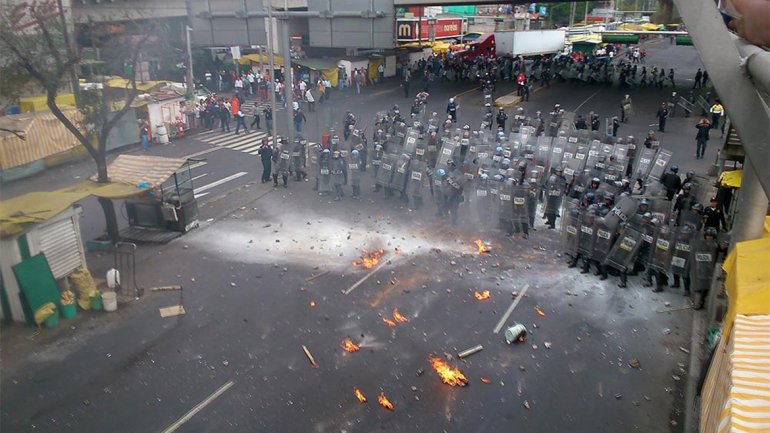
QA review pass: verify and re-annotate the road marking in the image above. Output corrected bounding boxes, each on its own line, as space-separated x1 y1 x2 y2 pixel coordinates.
159 380 234 433
196 192 209 199
453 86 481 99
183 147 220 159
237 144 263 154
191 173 208 182
193 171 248 195
492 284 530 334
342 260 393 295
187 161 207 170
573 89 603 112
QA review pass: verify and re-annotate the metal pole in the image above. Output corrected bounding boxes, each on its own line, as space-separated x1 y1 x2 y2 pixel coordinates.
729 159 768 247
584 2 589 25
570 2 576 28
266 5 278 147
282 0 295 142
57 0 80 106
185 25 194 98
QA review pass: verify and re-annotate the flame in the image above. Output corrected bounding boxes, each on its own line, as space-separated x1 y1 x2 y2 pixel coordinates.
480 377 492 384
534 306 545 317
474 239 490 254
341 338 360 353
382 317 397 327
309 300 316 308
429 355 468 387
353 387 367 403
392 308 409 323
353 249 385 269
474 290 491 300
378 392 395 411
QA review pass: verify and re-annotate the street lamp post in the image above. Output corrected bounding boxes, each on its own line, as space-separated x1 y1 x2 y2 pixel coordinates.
266 5 278 147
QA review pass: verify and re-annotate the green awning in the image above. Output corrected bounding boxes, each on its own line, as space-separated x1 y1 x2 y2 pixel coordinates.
293 58 339 71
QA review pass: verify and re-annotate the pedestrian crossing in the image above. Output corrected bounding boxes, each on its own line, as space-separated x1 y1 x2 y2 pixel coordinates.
193 129 316 156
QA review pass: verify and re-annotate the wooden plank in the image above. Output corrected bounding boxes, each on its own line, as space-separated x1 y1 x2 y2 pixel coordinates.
160 305 186 318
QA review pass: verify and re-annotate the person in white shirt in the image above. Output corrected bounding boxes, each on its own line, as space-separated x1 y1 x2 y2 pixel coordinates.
247 72 256 95
299 79 307 96
305 88 315 112
234 77 244 97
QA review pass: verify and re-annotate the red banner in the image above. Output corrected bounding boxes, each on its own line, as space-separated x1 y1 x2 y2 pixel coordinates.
396 18 463 42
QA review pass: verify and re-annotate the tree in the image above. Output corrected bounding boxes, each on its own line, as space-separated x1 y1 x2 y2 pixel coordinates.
0 2 167 243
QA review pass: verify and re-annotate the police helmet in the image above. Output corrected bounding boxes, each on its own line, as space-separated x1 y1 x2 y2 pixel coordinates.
585 192 596 203
480 173 489 180
640 198 650 206
449 98 455 103
323 148 331 154
447 159 455 166
604 192 615 201
351 149 359 155
592 177 601 184
691 203 704 212
650 217 660 226
496 146 504 153
670 165 679 173
643 212 652 219
502 158 511 166
704 227 718 238
332 151 341 157
555 166 564 172
463 124 470 130
682 182 692 191
686 170 694 178
436 168 446 177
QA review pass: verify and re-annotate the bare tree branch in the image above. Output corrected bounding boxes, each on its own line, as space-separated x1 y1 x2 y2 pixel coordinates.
0 128 26 140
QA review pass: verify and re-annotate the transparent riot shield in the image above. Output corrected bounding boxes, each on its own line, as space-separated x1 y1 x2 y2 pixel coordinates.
391 153 411 193
605 225 644 273
544 174 565 216
606 196 639 229
403 128 419 156
632 147 657 182
535 136 553 170
291 140 306 174
670 225 694 276
646 197 672 223
568 173 590 200
472 177 493 228
488 179 502 227
648 148 673 181
592 217 616 264
376 153 395 188
577 211 598 257
407 160 426 203
689 235 718 293
437 137 458 169
564 143 588 178
584 140 602 171
562 134 578 163
511 184 529 224
549 136 567 174
318 156 332 193
498 180 514 225
648 224 675 273
561 199 582 257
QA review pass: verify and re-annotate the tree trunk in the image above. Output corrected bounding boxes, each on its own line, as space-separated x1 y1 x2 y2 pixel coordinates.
660 0 674 24
94 147 120 244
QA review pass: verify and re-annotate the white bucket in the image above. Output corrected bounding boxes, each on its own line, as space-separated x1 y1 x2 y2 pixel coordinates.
102 291 118 312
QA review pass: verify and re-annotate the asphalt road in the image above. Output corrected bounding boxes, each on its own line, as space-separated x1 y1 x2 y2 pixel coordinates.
1 39 708 433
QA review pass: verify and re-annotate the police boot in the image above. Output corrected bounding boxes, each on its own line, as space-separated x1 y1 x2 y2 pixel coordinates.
580 259 591 274
671 274 681 289
599 265 608 281
282 175 288 187
618 272 628 288
272 174 278 187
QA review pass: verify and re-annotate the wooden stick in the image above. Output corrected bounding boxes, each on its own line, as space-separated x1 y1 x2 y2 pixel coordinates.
151 285 183 292
458 344 484 359
302 345 319 368
305 270 329 282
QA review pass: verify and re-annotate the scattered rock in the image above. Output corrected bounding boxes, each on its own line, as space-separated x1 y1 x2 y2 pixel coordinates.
544 342 552 349
523 401 530 409
615 393 622 399
416 368 424 377
230 282 236 287
662 328 672 335
411 386 418 392
679 346 690 354
672 375 681 381
628 359 640 369
222 360 229 367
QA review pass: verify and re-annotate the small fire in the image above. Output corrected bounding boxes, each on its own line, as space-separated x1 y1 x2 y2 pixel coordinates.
392 308 409 323
353 387 367 403
341 338 360 353
474 239 491 254
378 392 395 411
382 317 397 327
480 377 492 384
429 355 468 387
534 306 546 317
474 290 491 301
353 249 385 269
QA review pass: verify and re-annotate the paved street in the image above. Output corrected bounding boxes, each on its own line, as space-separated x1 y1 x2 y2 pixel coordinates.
1 39 708 433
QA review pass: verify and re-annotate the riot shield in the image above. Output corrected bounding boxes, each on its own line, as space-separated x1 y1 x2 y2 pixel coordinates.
584 140 602 171
632 147 656 182
646 197 672 223
535 136 553 169
544 174 565 216
560 199 581 257
605 225 644 273
591 218 615 264
437 138 457 169
291 140 306 173
407 160 426 200
577 211 598 257
488 179 502 227
318 156 332 193
376 153 395 188
568 173 590 200
390 153 411 193
605 196 639 229
648 148 673 181
670 225 694 276
689 236 718 293
562 135 578 163
472 177 493 228
648 224 675 273
403 128 419 156
549 137 567 174
511 185 529 224
564 143 588 178
498 181 514 224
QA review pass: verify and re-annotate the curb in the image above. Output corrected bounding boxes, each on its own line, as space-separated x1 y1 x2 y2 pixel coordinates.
495 84 547 108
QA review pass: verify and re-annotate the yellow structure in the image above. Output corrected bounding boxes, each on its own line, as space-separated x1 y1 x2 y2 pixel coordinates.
18 93 76 112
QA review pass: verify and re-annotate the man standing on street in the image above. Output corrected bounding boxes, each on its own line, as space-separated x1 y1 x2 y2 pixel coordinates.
693 68 702 88
402 75 410 98
293 108 306 133
496 107 508 131
612 117 620 137
703 198 727 232
258 138 273 183
620 94 632 123
695 117 712 159
656 102 669 132
234 109 248 135
264 106 273 133
305 88 315 112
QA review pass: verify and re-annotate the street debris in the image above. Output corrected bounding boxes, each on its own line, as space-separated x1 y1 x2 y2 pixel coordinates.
534 306 546 317
523 400 530 409
679 346 690 354
543 342 552 350
159 305 185 318
474 239 491 254
504 323 528 344
301 345 319 368
353 387 367 403
150 285 182 292
416 368 425 377
341 338 361 353
615 393 622 399
474 290 491 301
392 308 409 323
378 392 395 411
628 359 641 369
429 355 468 387
309 301 316 308
353 249 385 269
382 317 397 327
304 270 329 282
457 345 484 359
480 377 492 384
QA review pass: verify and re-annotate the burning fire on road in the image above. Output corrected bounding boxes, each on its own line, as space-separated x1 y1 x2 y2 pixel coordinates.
429 355 469 387
474 239 491 254
382 317 397 327
353 249 385 269
353 387 367 403
378 392 395 411
392 308 409 323
341 338 360 353
474 290 491 300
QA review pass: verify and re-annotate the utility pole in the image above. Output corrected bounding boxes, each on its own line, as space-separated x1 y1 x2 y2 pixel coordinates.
185 25 194 98
266 4 278 147
570 2 577 27
56 0 80 106
281 0 295 143
584 2 589 25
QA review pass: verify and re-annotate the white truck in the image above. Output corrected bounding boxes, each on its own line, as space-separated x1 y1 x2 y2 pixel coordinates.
494 29 566 57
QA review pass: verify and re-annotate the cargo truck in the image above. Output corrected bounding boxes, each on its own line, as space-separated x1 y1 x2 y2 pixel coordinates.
454 29 566 61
